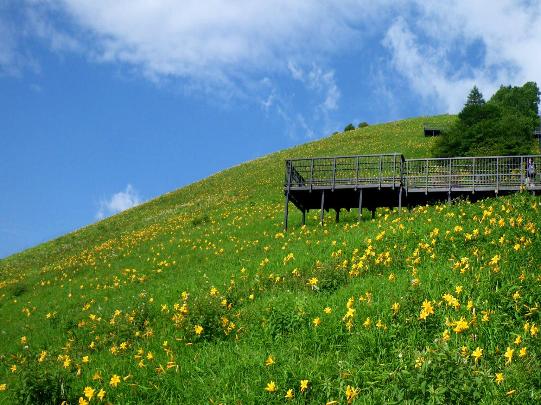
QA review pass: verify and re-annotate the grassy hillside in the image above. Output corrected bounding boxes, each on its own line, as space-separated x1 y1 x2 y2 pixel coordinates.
2 114 541 404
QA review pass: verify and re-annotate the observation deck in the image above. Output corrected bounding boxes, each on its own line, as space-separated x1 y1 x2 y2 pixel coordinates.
283 153 541 229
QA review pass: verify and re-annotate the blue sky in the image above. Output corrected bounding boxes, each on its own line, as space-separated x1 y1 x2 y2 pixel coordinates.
2 0 541 258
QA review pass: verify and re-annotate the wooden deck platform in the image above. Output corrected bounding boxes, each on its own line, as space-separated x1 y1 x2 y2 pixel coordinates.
283 153 541 229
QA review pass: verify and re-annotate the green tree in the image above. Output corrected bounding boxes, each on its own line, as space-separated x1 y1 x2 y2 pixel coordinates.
433 82 539 157
344 123 355 132
465 86 485 106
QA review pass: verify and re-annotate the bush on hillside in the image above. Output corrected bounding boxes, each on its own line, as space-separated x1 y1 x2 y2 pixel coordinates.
433 82 540 157
344 123 355 132
358 121 369 128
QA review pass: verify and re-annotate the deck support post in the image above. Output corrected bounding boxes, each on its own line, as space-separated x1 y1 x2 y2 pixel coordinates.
284 193 289 231
447 191 451 204
371 209 375 219
335 209 340 223
398 185 403 213
358 189 363 221
302 209 306 226
320 191 325 226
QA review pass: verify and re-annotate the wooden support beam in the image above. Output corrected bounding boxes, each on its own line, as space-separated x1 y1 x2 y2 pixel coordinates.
284 192 289 231
358 189 363 221
335 209 340 223
320 191 325 226
371 209 375 219
302 209 306 226
398 185 403 213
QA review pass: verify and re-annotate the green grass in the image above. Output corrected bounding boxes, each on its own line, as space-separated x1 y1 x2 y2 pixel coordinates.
2 114 541 404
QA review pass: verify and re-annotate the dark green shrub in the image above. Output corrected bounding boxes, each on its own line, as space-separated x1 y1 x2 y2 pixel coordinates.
358 122 369 128
13 368 74 405
344 123 355 132
265 297 309 338
434 82 540 157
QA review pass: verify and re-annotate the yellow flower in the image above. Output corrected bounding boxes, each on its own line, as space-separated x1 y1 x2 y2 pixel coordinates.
495 373 504 384
504 347 514 365
530 324 539 336
345 385 359 403
194 325 204 336
265 381 277 393
442 329 450 342
455 285 463 294
10 365 16 373
78 398 88 405
92 371 102 381
300 379 309 393
514 335 522 345
97 389 106 401
265 355 275 366
38 351 47 363
0 384 6 391
324 307 332 314
519 347 527 358
313 317 321 327
308 277 318 287
84 386 95 400
146 352 154 360
285 388 294 399
391 302 400 315
453 318 469 334
109 374 121 387
472 347 483 363
419 300 434 320
82 356 89 364
363 317 371 328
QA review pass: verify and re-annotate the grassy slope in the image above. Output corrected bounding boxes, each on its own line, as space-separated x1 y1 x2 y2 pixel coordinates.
2 114 541 403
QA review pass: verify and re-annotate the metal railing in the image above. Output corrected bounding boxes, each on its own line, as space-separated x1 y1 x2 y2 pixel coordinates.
404 155 541 192
285 153 404 190
285 154 541 193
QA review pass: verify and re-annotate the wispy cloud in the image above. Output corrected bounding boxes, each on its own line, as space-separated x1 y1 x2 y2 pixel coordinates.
6 0 541 122
96 184 142 220
43 1 370 84
383 0 541 112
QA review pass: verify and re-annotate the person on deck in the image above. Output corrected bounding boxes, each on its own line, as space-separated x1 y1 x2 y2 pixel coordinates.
527 158 536 187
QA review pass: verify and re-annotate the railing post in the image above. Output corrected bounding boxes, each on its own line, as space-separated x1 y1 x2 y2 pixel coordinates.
392 154 396 190
472 157 476 193
448 158 453 192
496 157 499 193
355 156 360 190
286 161 292 193
309 159 314 192
379 155 383 189
520 156 524 186
425 159 429 195
332 157 336 191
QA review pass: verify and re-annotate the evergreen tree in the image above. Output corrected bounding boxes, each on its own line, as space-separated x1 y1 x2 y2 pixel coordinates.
465 86 485 106
433 82 539 157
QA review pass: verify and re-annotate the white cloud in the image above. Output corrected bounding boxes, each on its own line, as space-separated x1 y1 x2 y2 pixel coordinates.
7 0 541 120
383 0 541 112
288 62 340 114
0 10 40 76
48 0 373 83
96 184 141 220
